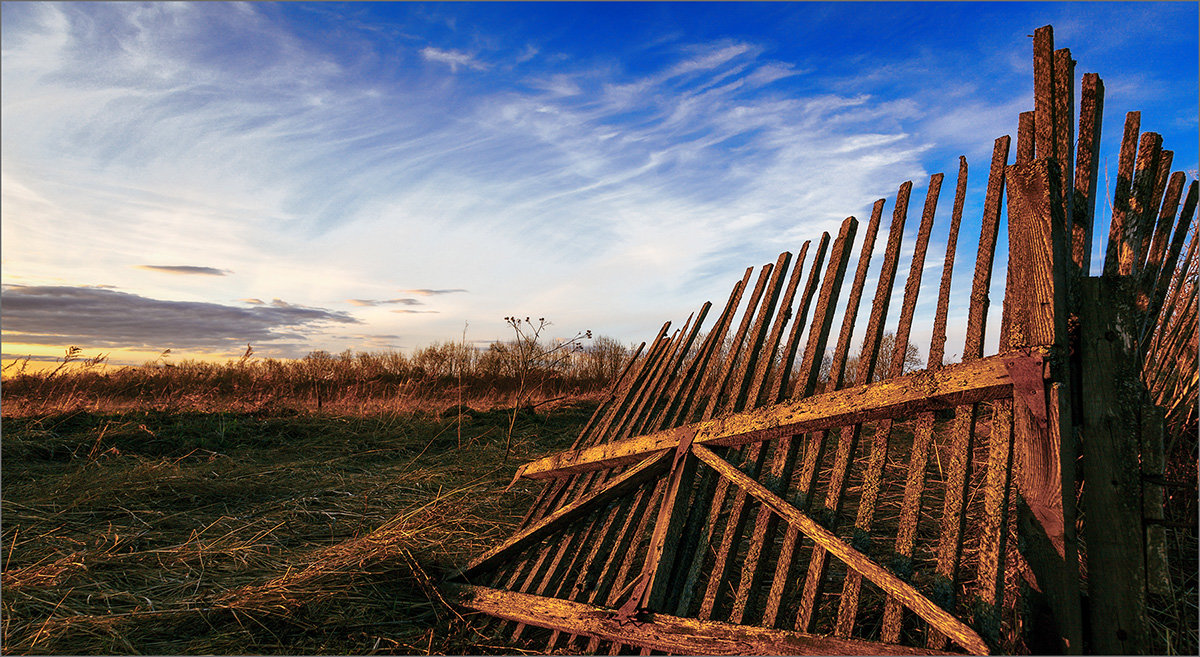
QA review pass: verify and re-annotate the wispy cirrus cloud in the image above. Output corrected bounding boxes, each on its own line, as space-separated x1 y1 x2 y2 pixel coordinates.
2 2 1193 360
135 265 231 276
420 46 487 72
347 298 423 307
399 289 468 296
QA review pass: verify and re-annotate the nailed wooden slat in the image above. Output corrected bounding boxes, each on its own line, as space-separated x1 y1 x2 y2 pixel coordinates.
829 200 886 390
1147 181 1199 340
968 137 1012 360
795 217 860 399
1103 111 1141 277
725 252 793 414
727 217 859 624
456 451 670 580
445 584 954 657
1140 172 1187 315
769 232 831 403
883 161 967 643
889 176 943 378
703 263 775 420
1128 132 1164 277
1033 26 1057 164
974 400 1014 615
518 350 1023 481
1053 48 1076 234
858 182 913 386
692 445 990 655
930 159 968 368
804 175 940 633
1072 73 1104 274
668 269 752 428
1016 111 1035 165
924 405 980 650
671 246 811 618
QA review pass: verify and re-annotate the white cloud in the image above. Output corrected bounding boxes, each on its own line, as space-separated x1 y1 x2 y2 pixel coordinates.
7 2 1104 360
420 46 487 72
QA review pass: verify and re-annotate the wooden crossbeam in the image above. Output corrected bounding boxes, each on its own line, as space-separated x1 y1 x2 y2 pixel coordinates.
690 445 990 655
444 583 956 657
517 350 1035 481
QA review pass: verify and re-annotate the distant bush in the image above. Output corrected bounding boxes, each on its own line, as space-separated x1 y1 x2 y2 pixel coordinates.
1 332 637 416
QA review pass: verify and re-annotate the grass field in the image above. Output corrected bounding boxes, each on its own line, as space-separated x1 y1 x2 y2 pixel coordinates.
1 340 1195 655
1 399 595 655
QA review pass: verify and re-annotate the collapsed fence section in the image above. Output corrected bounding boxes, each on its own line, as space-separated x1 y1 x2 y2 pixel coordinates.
445 24 1198 656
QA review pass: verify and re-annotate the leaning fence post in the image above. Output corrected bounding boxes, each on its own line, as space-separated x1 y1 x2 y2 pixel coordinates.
1077 275 1152 654
1001 157 1084 654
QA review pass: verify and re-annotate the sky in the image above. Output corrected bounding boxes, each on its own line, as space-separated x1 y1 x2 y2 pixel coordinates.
3 1 1197 368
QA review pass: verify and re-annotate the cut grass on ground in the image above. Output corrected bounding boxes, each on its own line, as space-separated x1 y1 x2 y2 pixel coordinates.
1 402 593 655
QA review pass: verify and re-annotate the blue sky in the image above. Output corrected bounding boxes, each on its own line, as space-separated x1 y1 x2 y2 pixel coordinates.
2 2 1197 366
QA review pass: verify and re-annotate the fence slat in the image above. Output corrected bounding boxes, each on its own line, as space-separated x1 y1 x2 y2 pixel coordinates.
1054 48 1076 234
1103 111 1141 277
1033 26 1057 165
669 244 812 618
692 445 990 655
1072 73 1104 274
668 270 752 428
727 217 859 625
1128 132 1164 277
805 177 937 632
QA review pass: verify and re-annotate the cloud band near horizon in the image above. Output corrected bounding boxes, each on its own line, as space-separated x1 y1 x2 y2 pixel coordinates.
1 285 358 350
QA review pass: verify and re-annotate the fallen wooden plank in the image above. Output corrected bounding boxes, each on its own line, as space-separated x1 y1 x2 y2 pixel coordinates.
444 583 958 656
517 350 1030 480
691 445 990 655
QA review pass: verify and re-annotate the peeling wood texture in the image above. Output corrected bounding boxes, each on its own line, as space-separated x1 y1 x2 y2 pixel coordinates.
445 584 955 656
447 22 1196 657
517 354 1021 480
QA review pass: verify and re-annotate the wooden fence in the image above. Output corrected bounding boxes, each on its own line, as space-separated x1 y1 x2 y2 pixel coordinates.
443 25 1198 655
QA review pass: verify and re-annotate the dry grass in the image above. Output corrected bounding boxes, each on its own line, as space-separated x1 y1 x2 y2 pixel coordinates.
1 401 596 655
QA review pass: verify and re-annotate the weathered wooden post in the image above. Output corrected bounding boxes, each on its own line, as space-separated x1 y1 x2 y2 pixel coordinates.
1077 275 1151 654
1002 156 1084 655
